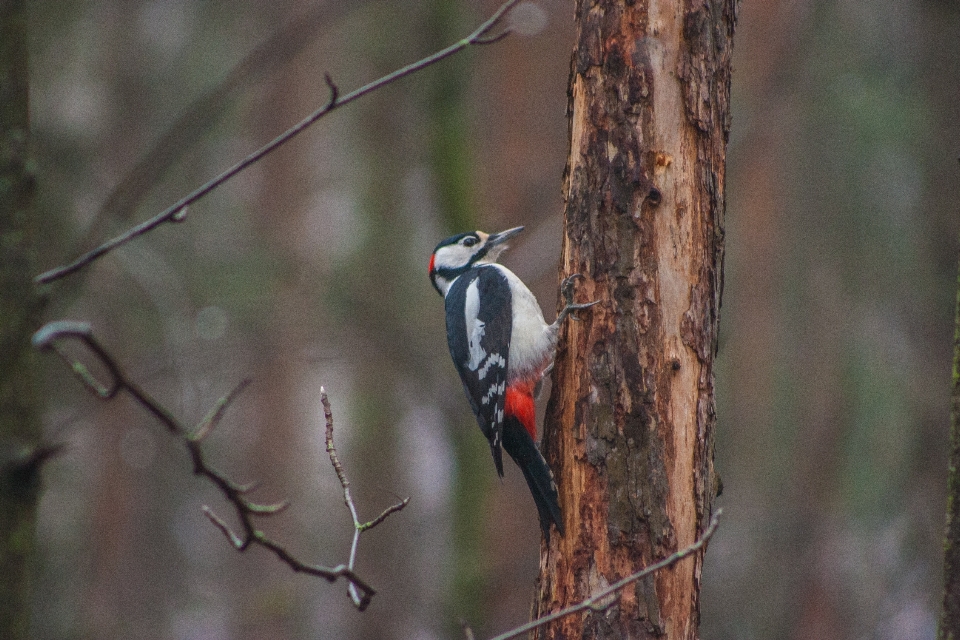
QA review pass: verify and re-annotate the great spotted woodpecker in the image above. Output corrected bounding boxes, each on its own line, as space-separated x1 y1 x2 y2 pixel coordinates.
429 226 595 538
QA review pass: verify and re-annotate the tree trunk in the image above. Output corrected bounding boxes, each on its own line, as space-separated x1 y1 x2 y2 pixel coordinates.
938 242 960 640
0 1 42 639
535 1 735 638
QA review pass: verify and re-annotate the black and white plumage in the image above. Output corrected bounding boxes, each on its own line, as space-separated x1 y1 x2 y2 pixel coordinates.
429 226 595 538
443 265 513 475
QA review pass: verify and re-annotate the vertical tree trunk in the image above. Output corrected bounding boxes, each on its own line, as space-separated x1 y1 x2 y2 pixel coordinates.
0 1 42 639
939 242 960 640
535 1 735 638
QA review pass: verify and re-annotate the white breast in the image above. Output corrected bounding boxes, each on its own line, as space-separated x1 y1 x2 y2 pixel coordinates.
490 264 557 382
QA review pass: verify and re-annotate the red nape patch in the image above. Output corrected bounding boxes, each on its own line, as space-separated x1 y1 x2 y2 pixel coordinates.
505 382 537 440
428 254 436 275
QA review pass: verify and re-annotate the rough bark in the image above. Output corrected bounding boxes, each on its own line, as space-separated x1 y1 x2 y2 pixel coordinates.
939 242 960 640
0 1 42 639
534 1 735 638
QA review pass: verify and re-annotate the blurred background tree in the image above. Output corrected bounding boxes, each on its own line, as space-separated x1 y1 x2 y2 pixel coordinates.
17 0 960 639
702 1 960 639
1 1 43 639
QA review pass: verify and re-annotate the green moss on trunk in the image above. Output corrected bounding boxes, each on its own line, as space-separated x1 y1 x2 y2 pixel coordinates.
0 1 43 639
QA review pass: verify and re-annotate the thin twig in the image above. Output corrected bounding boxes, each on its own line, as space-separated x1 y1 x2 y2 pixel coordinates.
359 498 409 533
192 378 252 442
33 321 400 610
321 387 409 609
34 0 522 285
488 510 722 640
67 1 368 261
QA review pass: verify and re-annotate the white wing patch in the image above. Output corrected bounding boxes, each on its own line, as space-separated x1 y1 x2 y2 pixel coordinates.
464 278 486 371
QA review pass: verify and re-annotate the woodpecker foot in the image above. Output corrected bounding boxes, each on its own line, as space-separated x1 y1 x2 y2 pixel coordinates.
556 274 598 325
534 362 555 399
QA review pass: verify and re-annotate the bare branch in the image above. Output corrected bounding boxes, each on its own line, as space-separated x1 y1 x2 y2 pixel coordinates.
244 500 290 515
64 1 368 267
191 378 252 442
472 28 513 45
359 497 411 533
320 387 409 608
487 511 722 640
203 507 247 549
323 73 339 108
34 0 523 285
33 321 122 399
33 321 400 610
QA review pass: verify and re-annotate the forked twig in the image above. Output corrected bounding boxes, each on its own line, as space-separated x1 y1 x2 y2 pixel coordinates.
35 0 522 285
33 320 407 610
321 387 409 608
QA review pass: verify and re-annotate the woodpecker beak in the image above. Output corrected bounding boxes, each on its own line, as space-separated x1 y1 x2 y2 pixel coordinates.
487 226 524 247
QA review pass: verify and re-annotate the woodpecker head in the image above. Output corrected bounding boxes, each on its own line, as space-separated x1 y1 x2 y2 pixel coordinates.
429 226 523 296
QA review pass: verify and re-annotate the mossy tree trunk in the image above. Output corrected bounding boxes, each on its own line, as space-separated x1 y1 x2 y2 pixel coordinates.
939 242 960 640
534 1 735 637
0 1 43 639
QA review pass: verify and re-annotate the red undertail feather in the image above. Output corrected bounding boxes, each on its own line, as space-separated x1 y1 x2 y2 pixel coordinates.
505 380 537 440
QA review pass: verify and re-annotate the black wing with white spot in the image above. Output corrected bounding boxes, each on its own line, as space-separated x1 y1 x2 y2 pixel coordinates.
445 266 512 476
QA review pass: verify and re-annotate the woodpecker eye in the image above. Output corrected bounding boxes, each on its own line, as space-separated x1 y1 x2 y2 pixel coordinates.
463 236 478 247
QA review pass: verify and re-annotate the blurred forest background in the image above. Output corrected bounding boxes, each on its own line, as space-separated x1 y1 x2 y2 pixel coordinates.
24 0 960 638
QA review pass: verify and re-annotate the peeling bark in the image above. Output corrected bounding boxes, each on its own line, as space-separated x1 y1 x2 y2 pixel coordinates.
535 1 735 638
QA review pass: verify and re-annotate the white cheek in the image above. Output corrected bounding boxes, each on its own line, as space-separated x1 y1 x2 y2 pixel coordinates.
435 245 471 269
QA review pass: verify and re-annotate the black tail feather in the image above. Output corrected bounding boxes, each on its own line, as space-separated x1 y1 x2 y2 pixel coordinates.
501 417 564 539
490 438 504 477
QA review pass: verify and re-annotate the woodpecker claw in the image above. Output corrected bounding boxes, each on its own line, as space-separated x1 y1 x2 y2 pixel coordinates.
555 274 598 327
560 274 585 306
